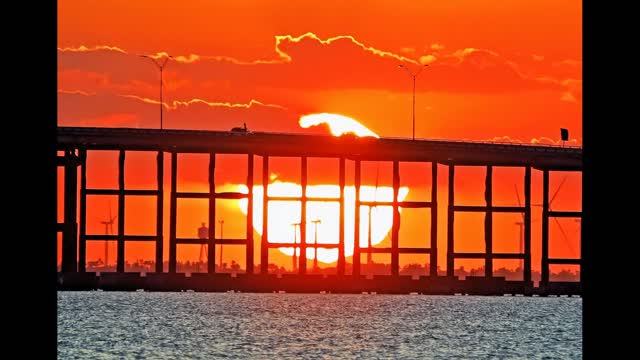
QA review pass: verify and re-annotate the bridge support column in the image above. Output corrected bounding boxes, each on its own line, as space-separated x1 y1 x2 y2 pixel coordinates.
299 157 308 274
446 164 455 277
485 165 493 277
524 166 532 283
260 156 269 274
391 160 400 276
116 150 125 272
430 162 438 276
353 160 361 277
155 151 164 273
541 169 550 286
169 152 177 273
208 153 216 274
338 157 346 275
246 154 254 274
78 149 87 272
62 149 79 273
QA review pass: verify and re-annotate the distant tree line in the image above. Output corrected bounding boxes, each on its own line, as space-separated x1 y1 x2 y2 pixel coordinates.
75 259 579 282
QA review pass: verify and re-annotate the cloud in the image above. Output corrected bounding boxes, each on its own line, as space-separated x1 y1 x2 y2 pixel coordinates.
484 135 582 146
430 43 445 51
57 90 298 132
117 94 287 111
486 135 524 143
58 89 96 96
419 55 437 65
560 92 577 102
530 136 581 146
57 45 127 53
145 52 201 64
273 32 418 64
58 33 580 102
555 59 581 67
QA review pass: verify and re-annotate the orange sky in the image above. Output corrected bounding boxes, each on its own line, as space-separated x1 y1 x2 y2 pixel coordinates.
57 1 582 272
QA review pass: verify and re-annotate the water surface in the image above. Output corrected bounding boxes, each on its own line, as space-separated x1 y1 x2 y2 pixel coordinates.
58 292 581 359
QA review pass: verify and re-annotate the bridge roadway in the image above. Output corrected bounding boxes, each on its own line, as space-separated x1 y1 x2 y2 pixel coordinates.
57 126 582 296
58 127 582 170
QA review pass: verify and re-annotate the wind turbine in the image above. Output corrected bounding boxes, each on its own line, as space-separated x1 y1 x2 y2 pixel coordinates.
514 175 577 262
542 176 577 256
513 185 539 270
100 201 117 269
311 219 322 271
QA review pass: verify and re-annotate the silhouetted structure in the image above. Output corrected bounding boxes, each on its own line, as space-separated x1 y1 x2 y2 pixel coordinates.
231 122 248 132
197 222 208 272
57 126 582 295
218 219 225 269
99 201 117 268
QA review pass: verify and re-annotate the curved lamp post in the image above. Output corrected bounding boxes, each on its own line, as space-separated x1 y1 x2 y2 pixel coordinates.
397 64 428 140
140 54 173 129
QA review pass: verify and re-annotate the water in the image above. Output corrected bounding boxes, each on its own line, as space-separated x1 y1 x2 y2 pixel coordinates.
58 292 581 359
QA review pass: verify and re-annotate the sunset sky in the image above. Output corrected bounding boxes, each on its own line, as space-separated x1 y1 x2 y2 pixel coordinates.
57 1 582 273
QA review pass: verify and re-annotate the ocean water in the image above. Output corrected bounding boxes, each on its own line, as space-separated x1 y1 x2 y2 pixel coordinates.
58 292 581 359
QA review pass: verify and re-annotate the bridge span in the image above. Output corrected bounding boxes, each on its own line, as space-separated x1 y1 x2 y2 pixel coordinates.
57 127 582 296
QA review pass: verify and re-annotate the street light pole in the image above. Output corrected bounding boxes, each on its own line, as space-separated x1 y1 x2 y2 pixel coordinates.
397 64 428 140
140 54 173 129
311 219 321 271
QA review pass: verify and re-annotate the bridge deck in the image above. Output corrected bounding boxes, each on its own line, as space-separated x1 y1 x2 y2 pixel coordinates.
57 127 582 170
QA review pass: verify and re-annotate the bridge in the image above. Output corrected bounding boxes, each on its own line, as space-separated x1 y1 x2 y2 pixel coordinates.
57 127 582 295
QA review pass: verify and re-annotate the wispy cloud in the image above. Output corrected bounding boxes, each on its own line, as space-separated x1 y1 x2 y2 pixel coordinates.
144 51 201 64
57 33 580 97
117 94 287 110
530 136 581 146
484 135 581 146
58 89 96 96
419 55 437 64
273 32 419 64
57 45 127 53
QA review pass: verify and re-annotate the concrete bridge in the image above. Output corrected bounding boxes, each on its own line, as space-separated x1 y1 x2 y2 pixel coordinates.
57 126 582 295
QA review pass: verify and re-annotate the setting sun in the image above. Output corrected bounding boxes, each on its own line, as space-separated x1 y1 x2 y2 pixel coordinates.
299 113 380 138
237 113 401 264
238 183 409 263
